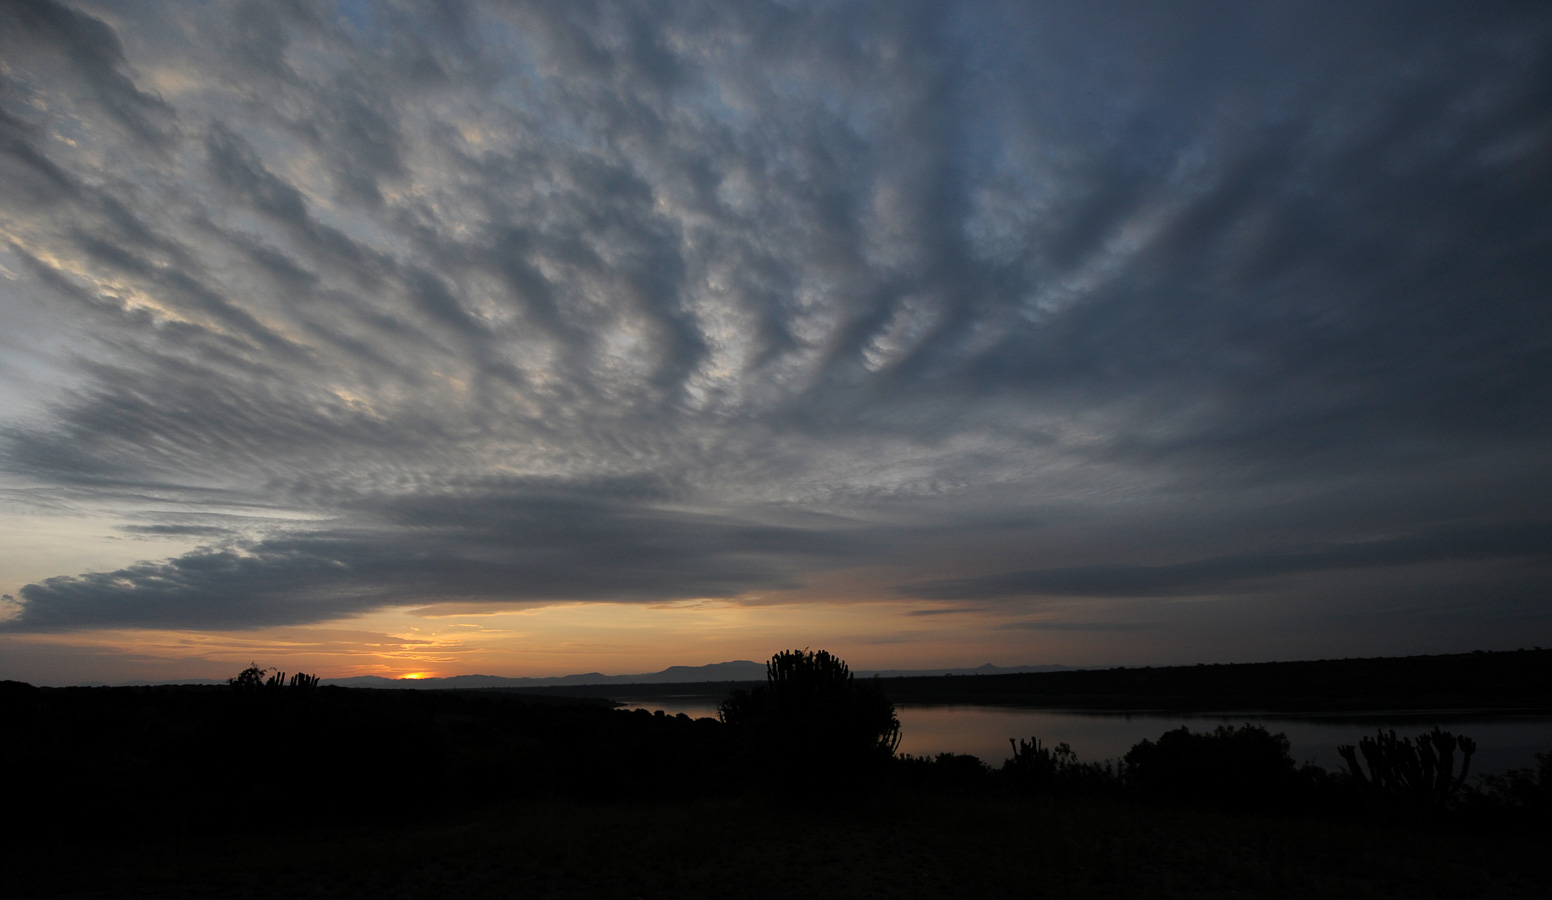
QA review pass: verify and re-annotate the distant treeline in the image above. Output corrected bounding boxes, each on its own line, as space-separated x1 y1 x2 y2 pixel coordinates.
873 648 1552 711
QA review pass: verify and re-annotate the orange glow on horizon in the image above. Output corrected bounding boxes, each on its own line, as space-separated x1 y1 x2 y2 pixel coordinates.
0 596 1113 686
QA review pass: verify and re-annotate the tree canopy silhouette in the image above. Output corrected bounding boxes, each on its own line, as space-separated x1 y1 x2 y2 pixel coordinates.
1123 723 1299 810
719 649 901 788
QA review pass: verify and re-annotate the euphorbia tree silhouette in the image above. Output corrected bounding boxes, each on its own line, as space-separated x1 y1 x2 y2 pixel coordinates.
719 649 901 788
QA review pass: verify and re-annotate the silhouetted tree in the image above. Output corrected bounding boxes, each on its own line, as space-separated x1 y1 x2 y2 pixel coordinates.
228 662 271 692
1124 723 1298 810
720 649 901 789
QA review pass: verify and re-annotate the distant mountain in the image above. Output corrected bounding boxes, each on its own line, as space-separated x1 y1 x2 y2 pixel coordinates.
862 663 1077 678
321 660 1076 689
323 660 768 689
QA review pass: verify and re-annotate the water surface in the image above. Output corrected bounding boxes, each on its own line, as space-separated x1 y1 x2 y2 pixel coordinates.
620 696 1552 775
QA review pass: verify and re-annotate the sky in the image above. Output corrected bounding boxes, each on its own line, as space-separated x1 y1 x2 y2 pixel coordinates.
1 1 1550 685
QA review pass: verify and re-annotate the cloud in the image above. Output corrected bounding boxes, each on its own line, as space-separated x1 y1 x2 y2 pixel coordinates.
0 0 176 150
118 524 238 538
1 2 1550 645
0 478 867 631
1008 621 1154 633
899 523 1552 600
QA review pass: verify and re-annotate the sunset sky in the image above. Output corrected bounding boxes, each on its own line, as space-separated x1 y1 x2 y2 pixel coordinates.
2 1 1549 685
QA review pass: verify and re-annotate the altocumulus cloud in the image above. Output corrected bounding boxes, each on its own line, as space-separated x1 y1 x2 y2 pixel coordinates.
0 1 1550 641
8 479 866 630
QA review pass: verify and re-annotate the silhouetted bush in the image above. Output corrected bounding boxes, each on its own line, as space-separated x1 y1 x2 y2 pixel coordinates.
1338 727 1477 817
1479 751 1551 807
1468 750 1552 830
1001 736 1120 797
719 649 901 790
1124 724 1298 810
228 662 271 692
228 663 322 696
1003 736 1073 792
892 752 993 793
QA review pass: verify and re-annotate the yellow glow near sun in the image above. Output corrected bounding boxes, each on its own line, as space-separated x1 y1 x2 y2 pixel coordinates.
400 671 435 680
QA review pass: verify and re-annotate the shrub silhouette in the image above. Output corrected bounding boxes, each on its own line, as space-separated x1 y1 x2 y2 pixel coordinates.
227 663 321 696
1476 750 1552 818
893 752 993 793
719 649 901 789
228 662 271 692
1124 723 1297 810
1337 727 1476 816
999 736 1121 797
1005 737 1075 784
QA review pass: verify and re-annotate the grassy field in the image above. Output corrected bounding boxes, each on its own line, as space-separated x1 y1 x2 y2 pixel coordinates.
9 789 1548 899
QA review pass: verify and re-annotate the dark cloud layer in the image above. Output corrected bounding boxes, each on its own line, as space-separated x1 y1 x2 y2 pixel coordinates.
1 1 1550 646
12 482 857 631
903 523 1552 600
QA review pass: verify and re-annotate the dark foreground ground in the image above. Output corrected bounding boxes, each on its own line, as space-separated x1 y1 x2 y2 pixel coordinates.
8 790 1549 899
5 649 1548 898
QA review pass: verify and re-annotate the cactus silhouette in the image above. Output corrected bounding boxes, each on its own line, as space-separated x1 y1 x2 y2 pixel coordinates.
1337 727 1476 815
1002 736 1080 793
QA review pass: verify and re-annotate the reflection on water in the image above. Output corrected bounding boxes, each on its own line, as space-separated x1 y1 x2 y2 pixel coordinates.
620 697 1552 775
621 698 723 720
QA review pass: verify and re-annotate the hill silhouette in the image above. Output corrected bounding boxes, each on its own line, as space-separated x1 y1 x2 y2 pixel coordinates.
317 660 1073 690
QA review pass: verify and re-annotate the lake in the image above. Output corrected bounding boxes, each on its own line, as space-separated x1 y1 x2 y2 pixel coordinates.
617 696 1552 775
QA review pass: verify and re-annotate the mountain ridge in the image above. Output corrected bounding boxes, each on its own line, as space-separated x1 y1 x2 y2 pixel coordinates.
318 660 1077 689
